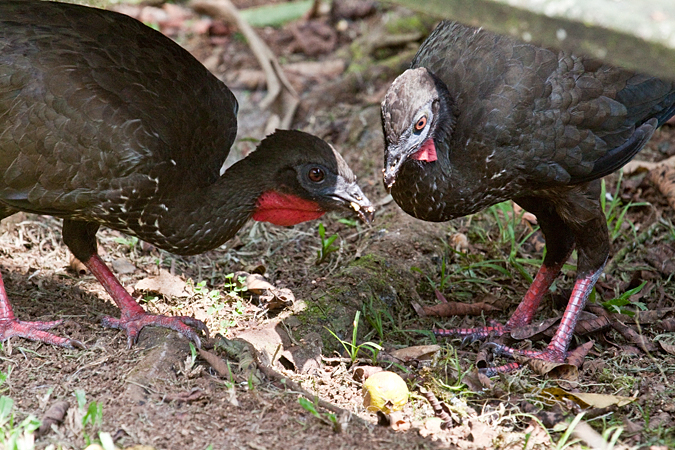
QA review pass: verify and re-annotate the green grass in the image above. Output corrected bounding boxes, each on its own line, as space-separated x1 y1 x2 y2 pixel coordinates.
0 396 40 450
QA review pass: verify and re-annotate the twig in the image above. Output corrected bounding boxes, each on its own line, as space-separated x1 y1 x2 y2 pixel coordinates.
248 344 369 425
419 387 453 429
190 0 299 130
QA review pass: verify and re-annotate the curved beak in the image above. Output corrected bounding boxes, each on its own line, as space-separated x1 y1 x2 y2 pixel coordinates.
383 143 407 190
328 180 375 224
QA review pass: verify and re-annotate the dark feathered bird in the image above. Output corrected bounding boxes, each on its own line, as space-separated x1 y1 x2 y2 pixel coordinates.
0 1 373 349
381 21 675 374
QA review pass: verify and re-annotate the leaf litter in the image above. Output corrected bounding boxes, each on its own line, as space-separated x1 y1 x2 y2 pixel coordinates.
1 1 675 449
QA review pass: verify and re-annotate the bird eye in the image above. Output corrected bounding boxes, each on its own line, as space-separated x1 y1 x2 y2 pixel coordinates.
414 116 427 133
308 167 325 182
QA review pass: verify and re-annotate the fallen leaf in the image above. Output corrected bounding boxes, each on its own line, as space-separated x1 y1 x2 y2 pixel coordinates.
514 354 578 380
37 401 70 437
623 154 675 175
542 387 635 409
566 341 594 368
658 340 675 355
510 317 559 340
658 318 675 332
610 320 658 353
278 332 323 374
448 232 469 251
573 316 611 335
353 365 383 382
388 411 410 431
111 258 137 274
134 269 189 298
647 164 675 209
388 345 441 362
623 417 644 434
198 348 234 379
512 202 538 224
161 388 206 404
68 254 88 275
571 420 613 450
236 272 273 293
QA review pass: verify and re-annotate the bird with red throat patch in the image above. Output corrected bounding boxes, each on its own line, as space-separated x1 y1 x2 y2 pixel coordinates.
381 21 675 375
0 0 374 350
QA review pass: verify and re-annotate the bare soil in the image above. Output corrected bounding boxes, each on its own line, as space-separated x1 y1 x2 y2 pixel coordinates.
2 2 675 450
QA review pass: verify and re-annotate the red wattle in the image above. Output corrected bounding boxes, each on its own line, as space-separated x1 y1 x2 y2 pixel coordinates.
413 138 437 162
252 191 325 226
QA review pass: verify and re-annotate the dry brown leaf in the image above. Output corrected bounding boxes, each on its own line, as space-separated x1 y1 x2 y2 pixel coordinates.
623 154 675 175
388 345 441 362
510 317 559 340
658 318 675 332
630 307 675 324
37 401 70 437
571 420 615 450
542 387 635 408
658 340 675 355
388 411 410 431
420 301 499 317
448 232 469 251
353 365 383 382
161 388 206 404
68 254 88 275
512 202 538 224
574 316 611 335
475 347 493 370
278 332 322 374
111 258 137 274
566 341 594 368
610 320 658 353
515 354 579 380
647 164 675 209
236 272 274 293
198 348 234 379
134 269 189 298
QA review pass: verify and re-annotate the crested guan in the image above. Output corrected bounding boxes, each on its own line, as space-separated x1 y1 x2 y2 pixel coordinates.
0 1 373 349
381 21 675 374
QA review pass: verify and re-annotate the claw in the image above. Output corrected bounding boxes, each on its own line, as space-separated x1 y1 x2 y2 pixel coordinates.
0 318 85 349
101 314 206 349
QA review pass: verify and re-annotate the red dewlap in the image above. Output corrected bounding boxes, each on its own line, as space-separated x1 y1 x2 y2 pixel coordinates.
252 191 325 226
413 138 437 162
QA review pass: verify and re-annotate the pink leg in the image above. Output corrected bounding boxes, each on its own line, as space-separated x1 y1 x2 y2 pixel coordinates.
84 254 208 348
434 262 562 341
490 266 603 364
0 272 84 349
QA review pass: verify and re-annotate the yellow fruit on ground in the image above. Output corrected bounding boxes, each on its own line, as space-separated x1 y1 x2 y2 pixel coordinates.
362 371 409 414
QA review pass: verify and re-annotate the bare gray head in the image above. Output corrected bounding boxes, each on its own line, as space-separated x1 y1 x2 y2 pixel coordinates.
381 67 455 189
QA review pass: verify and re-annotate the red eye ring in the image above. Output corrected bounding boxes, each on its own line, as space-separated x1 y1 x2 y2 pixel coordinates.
308 167 325 182
414 116 427 132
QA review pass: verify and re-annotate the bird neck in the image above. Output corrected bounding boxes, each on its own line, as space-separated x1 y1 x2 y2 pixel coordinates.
156 150 323 255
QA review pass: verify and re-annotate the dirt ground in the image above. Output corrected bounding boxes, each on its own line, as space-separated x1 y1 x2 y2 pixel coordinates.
2 1 675 450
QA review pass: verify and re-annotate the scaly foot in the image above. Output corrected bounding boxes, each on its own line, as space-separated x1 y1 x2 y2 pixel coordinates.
101 313 208 348
0 318 84 349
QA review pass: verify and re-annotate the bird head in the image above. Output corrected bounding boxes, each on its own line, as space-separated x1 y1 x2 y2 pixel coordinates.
381 67 454 189
251 130 374 226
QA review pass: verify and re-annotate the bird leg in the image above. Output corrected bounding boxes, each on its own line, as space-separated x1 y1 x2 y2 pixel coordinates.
84 254 209 348
434 261 563 342
482 265 604 376
0 271 84 349
62 219 208 348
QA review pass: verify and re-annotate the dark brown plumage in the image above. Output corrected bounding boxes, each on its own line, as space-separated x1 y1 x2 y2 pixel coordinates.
0 1 373 349
381 21 675 374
